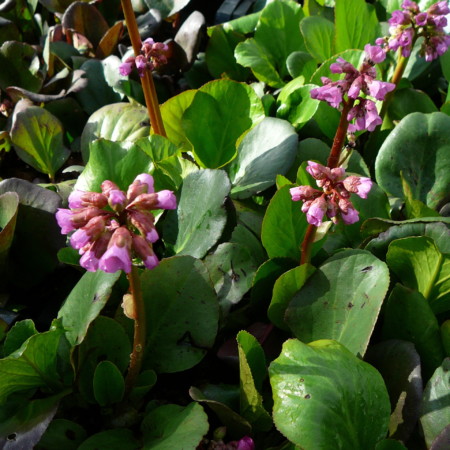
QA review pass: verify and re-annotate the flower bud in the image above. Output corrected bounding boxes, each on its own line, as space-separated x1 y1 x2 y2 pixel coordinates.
132 234 159 270
99 227 132 273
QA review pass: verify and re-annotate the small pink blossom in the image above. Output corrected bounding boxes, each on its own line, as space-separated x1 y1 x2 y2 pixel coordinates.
99 227 132 274
306 196 327 226
341 205 360 224
364 44 386 64
155 190 177 209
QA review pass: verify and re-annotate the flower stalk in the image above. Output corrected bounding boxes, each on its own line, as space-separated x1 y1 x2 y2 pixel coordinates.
120 0 166 137
124 265 146 397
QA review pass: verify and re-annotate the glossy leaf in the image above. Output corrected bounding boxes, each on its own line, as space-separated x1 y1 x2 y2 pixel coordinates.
11 101 70 179
421 358 450 448
386 236 450 315
182 80 264 168
375 112 450 209
0 191 19 282
235 0 305 87
334 0 380 52
93 361 125 406
286 249 390 356
57 270 120 347
270 339 390 449
78 429 140 450
300 16 335 62
170 169 230 259
268 263 315 331
227 117 298 199
80 102 149 161
75 139 154 193
3 319 37 356
142 403 208 449
142 256 219 373
237 331 272 431
382 283 445 379
36 419 87 450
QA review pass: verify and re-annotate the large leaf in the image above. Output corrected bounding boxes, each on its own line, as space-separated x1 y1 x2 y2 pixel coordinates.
375 112 450 209
75 139 154 192
235 0 305 88
80 102 149 161
38 419 87 450
0 192 19 282
421 358 450 448
142 403 208 449
237 331 272 431
142 256 218 373
11 101 70 179
78 429 140 450
334 0 380 52
57 270 121 347
182 79 264 168
0 326 65 404
286 249 390 356
300 16 335 62
382 283 445 379
227 117 297 199
386 236 450 315
143 0 190 18
169 169 230 259
269 339 390 449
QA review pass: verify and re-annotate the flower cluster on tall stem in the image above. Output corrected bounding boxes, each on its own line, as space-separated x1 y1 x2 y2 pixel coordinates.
376 0 450 61
56 174 176 273
290 162 372 227
310 44 395 134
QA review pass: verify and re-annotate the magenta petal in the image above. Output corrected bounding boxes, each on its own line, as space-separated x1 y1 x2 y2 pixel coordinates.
79 250 100 272
99 245 132 273
341 206 360 224
143 253 159 270
364 44 386 64
56 209 75 234
237 436 255 450
70 228 91 249
134 173 155 193
68 190 85 209
290 186 304 202
155 190 177 209
356 177 372 198
306 197 327 226
119 61 133 76
146 228 159 243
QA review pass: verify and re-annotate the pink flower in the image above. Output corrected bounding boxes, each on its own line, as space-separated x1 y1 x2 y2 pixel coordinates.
367 79 396 101
108 189 127 212
347 99 382 132
56 209 77 234
155 190 177 209
134 173 154 193
341 205 360 224
99 227 132 273
305 196 327 226
119 60 134 76
364 44 386 64
290 185 322 202
310 82 344 109
343 176 373 199
132 235 159 270
236 436 255 450
428 1 450 15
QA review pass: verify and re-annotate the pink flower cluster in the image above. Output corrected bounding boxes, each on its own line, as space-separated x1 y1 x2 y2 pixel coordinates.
310 45 395 133
56 174 176 273
290 161 372 227
119 38 169 77
376 0 450 61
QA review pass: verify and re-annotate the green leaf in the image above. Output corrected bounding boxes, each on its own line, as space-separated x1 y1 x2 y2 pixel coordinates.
206 27 249 81
143 0 190 18
142 403 209 449
334 0 380 53
375 112 450 209
170 169 230 258
75 140 154 193
276 83 320 130
300 16 335 62
142 256 218 373
388 88 438 122
261 185 308 262
135 134 179 162
93 361 125 406
234 0 305 88
57 270 120 347
386 236 450 315
442 320 450 357
0 191 19 282
227 117 298 199
421 358 450 448
365 340 423 442
78 429 140 450
3 319 37 356
0 41 43 92
77 316 131 403
285 51 316 80
11 101 70 179
80 102 150 162
75 59 122 115
402 174 441 219
286 249 390 356
382 283 444 380
268 264 316 331
204 243 258 315
159 89 196 152
0 326 65 403
182 80 264 168
375 440 407 450
36 419 87 450
269 339 390 449
237 331 272 431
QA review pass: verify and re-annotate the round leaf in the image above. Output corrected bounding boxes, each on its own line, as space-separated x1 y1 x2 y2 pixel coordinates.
375 112 450 209
93 361 125 406
269 339 390 449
